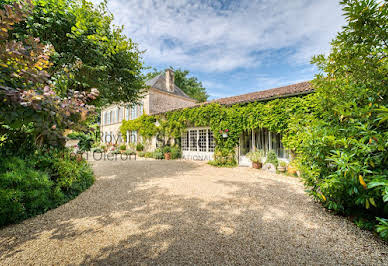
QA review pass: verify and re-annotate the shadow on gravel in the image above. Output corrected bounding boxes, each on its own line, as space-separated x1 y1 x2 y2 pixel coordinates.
0 160 386 264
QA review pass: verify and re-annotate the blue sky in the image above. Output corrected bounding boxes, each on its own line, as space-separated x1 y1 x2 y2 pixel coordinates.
92 0 345 99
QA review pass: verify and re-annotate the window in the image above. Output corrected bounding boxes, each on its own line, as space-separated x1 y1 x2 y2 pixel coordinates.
117 107 121 122
107 111 111 124
198 129 207 152
208 130 215 152
131 105 137 119
182 128 215 153
139 103 143 116
125 107 129 120
189 130 198 151
182 131 189 151
130 130 137 143
254 128 288 158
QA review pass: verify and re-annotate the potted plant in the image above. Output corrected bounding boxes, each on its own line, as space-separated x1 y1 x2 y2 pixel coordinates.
136 143 144 152
265 150 279 168
246 150 264 169
278 161 287 172
119 144 126 153
219 129 229 138
162 146 171 160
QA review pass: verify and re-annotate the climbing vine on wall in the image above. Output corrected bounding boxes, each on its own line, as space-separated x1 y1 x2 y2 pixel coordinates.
120 93 316 165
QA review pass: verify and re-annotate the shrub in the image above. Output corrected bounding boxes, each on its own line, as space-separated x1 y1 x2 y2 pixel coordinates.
119 144 127 151
138 151 145 157
0 149 94 227
144 152 153 158
136 143 144 151
246 150 264 163
124 150 136 155
265 150 278 167
211 148 236 167
279 161 287 167
162 146 171 154
170 146 181 159
376 218 388 241
153 151 164 160
0 158 54 226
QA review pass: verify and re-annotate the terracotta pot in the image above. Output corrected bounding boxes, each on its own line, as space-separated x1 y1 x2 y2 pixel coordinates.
252 162 262 169
164 152 171 160
278 166 286 172
287 165 297 175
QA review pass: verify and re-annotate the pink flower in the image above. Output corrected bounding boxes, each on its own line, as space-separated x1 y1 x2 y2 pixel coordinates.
225 129 229 132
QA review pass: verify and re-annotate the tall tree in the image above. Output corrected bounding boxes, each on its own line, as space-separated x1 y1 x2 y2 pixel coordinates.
3 0 146 106
146 67 208 102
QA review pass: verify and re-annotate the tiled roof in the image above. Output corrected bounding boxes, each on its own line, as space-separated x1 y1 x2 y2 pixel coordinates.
210 81 313 106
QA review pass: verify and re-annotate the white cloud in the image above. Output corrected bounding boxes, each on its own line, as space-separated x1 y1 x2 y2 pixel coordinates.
92 0 344 73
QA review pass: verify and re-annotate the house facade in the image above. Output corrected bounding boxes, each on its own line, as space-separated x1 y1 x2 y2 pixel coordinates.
99 69 197 148
176 82 313 165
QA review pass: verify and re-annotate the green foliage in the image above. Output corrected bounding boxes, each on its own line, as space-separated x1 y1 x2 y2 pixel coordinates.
67 132 93 151
161 146 171 154
279 161 287 167
6 0 146 106
120 114 159 140
290 0 387 239
246 150 265 163
170 145 181 159
138 151 145 157
144 152 153 158
119 144 126 151
0 2 99 148
136 142 144 151
376 217 388 241
152 148 164 160
146 67 208 102
0 149 94 227
265 150 279 167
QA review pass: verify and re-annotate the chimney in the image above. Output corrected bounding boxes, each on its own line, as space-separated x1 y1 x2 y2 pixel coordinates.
165 69 175 92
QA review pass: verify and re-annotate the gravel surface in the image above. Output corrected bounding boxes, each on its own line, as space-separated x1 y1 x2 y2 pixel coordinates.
0 160 387 265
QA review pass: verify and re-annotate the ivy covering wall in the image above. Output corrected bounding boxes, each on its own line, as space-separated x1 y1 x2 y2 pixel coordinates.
120 93 316 165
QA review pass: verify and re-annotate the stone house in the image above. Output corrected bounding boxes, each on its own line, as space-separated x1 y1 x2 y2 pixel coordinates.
99 69 197 148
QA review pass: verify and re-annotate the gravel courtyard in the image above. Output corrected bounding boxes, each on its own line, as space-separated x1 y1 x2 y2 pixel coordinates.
0 160 387 265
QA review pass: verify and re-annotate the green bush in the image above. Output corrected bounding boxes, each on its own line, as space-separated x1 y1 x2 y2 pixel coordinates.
67 132 94 151
136 143 144 151
0 149 94 227
161 146 171 154
265 150 278 167
138 151 145 157
246 150 264 163
144 152 153 158
170 146 181 159
376 218 388 241
0 158 54 226
119 144 127 151
152 150 164 160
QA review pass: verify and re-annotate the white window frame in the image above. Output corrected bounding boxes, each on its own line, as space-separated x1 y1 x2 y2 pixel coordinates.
131 105 137 119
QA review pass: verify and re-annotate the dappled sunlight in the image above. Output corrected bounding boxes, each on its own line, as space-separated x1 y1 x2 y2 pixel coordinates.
0 160 386 265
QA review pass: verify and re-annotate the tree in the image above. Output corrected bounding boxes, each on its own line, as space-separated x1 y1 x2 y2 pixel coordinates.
146 67 208 102
0 1 98 149
3 0 146 107
290 0 387 239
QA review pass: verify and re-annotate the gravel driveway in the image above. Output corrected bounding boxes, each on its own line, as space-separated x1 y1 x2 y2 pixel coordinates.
0 160 387 265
